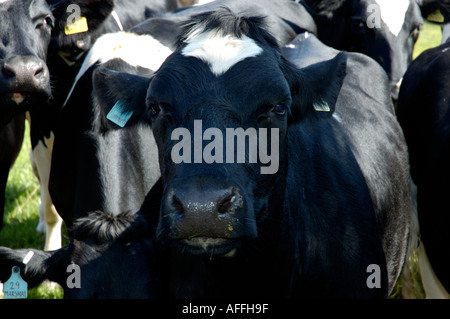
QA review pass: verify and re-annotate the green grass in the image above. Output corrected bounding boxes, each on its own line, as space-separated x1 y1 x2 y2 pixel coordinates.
1 122 65 299
0 21 444 300
1 127 44 250
413 20 443 59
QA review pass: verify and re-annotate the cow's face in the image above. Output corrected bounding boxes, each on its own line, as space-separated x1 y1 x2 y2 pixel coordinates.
348 0 423 100
0 0 52 124
148 16 289 257
145 11 346 257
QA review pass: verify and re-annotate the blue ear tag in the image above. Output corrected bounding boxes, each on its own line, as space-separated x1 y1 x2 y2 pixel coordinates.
3 266 28 299
106 100 134 128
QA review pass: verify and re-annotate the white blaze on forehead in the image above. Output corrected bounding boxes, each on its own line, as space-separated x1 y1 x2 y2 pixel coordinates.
181 29 263 76
375 0 410 37
0 0 11 3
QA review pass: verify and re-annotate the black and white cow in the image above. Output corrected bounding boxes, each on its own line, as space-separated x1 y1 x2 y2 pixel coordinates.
397 40 450 298
21 0 181 251
0 0 53 232
0 0 179 248
48 0 317 228
94 10 411 298
302 0 450 99
0 209 160 298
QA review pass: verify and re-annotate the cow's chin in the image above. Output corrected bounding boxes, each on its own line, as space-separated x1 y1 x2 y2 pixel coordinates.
176 237 240 257
0 92 49 110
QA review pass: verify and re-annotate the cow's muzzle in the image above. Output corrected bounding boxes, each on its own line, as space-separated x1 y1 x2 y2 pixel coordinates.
0 55 51 99
157 176 256 255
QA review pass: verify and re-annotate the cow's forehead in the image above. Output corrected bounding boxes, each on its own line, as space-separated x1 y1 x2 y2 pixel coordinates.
374 0 411 37
181 28 263 76
0 0 11 3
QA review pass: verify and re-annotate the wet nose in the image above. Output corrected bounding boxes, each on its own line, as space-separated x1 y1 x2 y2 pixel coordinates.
160 177 248 240
1 56 49 92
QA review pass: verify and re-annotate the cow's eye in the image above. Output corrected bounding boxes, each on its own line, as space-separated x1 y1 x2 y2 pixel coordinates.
45 16 54 27
36 15 54 29
351 18 367 35
272 103 287 116
410 24 422 41
148 103 161 115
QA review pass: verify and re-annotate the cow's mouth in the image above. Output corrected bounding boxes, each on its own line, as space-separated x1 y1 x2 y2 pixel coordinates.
1 91 49 105
2 89 51 109
10 92 26 104
177 237 240 257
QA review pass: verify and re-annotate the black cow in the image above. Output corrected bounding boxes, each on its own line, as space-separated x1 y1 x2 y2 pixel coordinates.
94 10 411 298
48 0 317 228
0 209 160 298
0 0 53 232
302 0 450 99
397 40 450 298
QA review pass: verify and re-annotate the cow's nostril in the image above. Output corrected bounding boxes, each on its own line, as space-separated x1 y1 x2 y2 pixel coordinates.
34 66 44 79
218 195 235 216
2 65 16 78
172 195 184 216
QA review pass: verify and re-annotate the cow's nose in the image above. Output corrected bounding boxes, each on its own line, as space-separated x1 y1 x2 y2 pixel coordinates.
1 56 49 91
161 177 247 240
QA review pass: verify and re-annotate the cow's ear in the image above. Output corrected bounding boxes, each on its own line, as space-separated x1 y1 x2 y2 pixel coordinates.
0 247 70 288
49 0 115 52
50 0 115 31
283 52 347 121
92 67 151 129
418 0 450 24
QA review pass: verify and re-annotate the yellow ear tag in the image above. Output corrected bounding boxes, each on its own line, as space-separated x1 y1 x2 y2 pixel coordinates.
65 17 89 35
427 9 445 23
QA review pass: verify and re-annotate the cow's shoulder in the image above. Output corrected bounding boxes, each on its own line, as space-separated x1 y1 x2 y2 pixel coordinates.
401 41 450 99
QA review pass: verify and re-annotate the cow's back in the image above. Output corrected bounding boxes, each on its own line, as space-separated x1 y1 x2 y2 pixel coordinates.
283 34 410 295
397 42 450 293
337 50 410 294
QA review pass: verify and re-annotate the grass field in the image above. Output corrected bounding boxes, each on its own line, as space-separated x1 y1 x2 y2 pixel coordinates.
0 123 66 299
0 21 444 299
414 20 443 59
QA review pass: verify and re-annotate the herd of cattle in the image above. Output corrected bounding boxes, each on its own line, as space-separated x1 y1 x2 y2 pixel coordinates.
0 0 450 299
